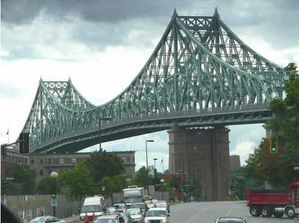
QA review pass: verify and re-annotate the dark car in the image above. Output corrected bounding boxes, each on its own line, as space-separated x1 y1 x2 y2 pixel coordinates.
215 217 247 223
112 203 127 213
127 202 147 213
94 214 125 223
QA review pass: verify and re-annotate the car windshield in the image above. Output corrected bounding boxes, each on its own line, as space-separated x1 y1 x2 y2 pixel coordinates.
146 210 167 217
113 203 125 208
81 205 102 212
130 203 144 208
106 207 118 214
126 209 141 215
31 216 47 222
96 220 117 223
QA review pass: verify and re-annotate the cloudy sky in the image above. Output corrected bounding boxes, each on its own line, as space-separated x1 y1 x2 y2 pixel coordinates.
1 0 299 172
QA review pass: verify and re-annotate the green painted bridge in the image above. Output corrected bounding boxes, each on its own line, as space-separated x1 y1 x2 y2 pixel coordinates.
21 10 289 153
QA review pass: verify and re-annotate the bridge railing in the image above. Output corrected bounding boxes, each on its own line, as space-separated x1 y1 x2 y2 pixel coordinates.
105 102 270 128
32 103 270 151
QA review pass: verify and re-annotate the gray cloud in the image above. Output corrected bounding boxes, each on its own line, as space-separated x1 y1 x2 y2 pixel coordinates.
2 0 299 61
1 0 197 24
217 0 299 50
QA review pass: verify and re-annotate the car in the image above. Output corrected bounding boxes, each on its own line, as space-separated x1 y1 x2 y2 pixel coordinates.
112 203 127 212
215 217 247 223
144 208 170 223
126 202 147 213
125 208 144 223
155 200 170 213
146 202 156 209
30 215 66 223
106 207 119 215
94 214 126 223
80 196 105 220
120 212 133 223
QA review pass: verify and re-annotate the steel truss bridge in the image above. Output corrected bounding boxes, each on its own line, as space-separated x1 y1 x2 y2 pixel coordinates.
21 10 289 153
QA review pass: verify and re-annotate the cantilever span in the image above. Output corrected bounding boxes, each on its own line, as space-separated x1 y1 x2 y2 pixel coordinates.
20 10 290 153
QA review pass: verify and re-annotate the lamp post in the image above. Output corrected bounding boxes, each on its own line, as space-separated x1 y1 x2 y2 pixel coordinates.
153 158 158 170
145 140 154 169
98 116 112 151
160 178 165 200
50 171 58 217
171 153 176 174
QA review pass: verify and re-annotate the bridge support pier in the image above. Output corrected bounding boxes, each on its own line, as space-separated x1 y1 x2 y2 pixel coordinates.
168 126 230 201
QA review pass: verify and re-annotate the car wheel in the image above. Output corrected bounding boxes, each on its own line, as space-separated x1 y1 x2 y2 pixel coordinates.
285 207 295 218
273 211 284 218
261 206 273 217
249 206 261 217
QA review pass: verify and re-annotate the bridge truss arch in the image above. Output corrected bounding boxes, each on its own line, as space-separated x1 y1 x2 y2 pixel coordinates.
20 10 290 153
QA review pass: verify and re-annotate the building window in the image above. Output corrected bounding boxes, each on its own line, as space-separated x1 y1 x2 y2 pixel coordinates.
39 159 44 164
31 159 34 164
48 158 52 164
72 158 76 164
53 159 58 164
59 158 64 164
39 169 44 176
64 158 71 164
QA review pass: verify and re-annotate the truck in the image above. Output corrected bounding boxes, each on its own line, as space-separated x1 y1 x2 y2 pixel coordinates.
247 181 299 218
79 195 106 221
122 185 145 205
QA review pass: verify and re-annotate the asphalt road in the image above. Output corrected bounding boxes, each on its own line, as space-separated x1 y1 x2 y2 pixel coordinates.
169 201 297 223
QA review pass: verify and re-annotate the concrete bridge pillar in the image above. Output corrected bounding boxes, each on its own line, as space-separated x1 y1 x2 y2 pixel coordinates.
168 126 230 201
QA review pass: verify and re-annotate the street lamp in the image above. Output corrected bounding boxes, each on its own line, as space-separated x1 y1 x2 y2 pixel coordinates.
50 171 58 217
153 158 158 169
171 153 176 174
98 116 112 151
145 140 154 169
160 178 165 200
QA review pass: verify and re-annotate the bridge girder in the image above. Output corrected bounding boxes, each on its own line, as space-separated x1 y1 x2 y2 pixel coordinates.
20 11 290 153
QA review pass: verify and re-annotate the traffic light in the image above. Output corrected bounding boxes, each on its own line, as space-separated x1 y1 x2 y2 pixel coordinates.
19 132 29 153
269 137 279 154
1 144 7 157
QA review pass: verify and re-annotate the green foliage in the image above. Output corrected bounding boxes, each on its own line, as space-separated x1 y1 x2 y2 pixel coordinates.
132 167 152 187
59 161 99 201
243 62 299 187
185 181 202 201
103 174 127 203
86 151 124 184
1 163 36 195
36 176 53 194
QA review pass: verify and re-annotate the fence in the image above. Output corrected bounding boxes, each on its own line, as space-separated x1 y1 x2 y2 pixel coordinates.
2 194 80 222
2 191 169 222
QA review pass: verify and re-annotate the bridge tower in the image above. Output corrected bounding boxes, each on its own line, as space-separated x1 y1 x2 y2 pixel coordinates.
168 126 230 201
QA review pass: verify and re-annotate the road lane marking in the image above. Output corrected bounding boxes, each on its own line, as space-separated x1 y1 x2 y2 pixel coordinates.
225 203 235 216
184 207 209 223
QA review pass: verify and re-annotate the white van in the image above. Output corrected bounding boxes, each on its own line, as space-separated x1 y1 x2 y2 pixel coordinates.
80 195 105 221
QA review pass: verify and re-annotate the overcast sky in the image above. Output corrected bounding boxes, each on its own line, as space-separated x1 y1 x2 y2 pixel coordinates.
1 0 299 172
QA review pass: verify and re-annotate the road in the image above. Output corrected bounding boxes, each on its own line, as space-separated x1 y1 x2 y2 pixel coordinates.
169 201 297 223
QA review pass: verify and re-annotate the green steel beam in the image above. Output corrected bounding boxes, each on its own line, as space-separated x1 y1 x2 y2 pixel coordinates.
20 11 290 153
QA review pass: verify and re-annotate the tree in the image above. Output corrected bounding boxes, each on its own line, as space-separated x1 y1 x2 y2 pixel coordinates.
243 62 299 187
36 176 54 194
59 161 99 202
1 163 36 195
85 151 124 188
103 174 127 203
132 167 152 188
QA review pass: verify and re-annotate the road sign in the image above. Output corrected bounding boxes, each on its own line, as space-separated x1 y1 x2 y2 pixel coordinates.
50 194 57 207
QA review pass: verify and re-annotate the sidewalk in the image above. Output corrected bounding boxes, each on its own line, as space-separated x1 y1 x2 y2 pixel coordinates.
63 215 81 222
